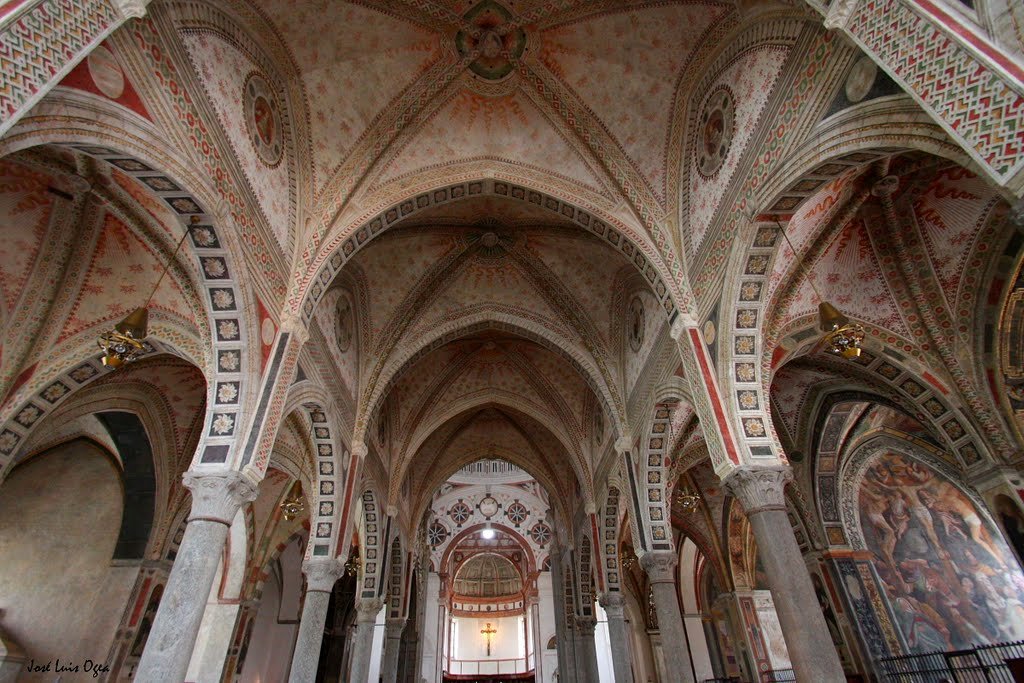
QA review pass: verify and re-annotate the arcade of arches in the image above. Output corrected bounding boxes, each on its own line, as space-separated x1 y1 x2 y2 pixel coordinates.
2 0 1024 682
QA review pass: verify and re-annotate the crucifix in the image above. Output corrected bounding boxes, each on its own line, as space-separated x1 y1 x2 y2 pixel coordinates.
480 622 497 656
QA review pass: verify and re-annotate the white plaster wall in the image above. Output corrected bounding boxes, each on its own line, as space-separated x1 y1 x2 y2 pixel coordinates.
452 615 524 660
594 602 614 683
0 441 130 681
421 572 440 682
367 603 386 683
538 572 558 683
238 571 298 683
680 539 714 682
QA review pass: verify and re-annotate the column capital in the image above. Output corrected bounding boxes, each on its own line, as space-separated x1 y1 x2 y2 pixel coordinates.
355 597 384 623
575 616 597 635
280 311 310 345
184 470 258 524
723 465 792 514
614 435 633 453
385 618 406 638
822 0 858 30
302 558 343 593
669 317 687 341
639 550 678 584
598 591 626 617
111 0 150 19
351 440 368 459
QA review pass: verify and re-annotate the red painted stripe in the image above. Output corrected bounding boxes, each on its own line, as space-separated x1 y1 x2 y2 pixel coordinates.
912 0 1024 82
688 329 740 464
336 462 359 557
922 371 948 395
590 514 604 591
128 577 153 626
0 0 32 21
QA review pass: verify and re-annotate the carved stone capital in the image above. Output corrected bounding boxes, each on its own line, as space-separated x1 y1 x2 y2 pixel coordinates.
111 0 150 19
669 318 687 341
639 550 678 584
302 558 344 593
584 501 596 515
871 175 900 198
385 618 406 638
575 616 597 635
280 311 309 345
351 440 368 459
723 466 792 514
386 505 398 518
598 592 626 618
1011 199 1024 228
823 0 860 30
355 597 384 622
614 436 633 453
184 470 258 524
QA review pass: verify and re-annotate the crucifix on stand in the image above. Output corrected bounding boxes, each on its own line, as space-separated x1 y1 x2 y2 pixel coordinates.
481 622 497 656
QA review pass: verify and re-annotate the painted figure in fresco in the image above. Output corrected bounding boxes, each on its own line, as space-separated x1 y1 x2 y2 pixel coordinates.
858 452 1024 651
252 96 275 146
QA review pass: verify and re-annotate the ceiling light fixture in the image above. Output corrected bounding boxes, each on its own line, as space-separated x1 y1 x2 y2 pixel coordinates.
674 485 700 513
777 221 865 359
280 493 305 521
481 522 496 540
344 547 361 577
98 219 194 367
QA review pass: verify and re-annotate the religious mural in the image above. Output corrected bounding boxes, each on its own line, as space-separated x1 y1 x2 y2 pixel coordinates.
858 452 1024 651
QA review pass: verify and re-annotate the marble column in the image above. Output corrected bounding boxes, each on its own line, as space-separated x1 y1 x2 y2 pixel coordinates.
135 471 257 683
348 597 384 683
288 558 344 683
529 597 543 681
724 466 845 683
380 617 406 683
575 617 601 682
599 593 634 683
549 545 577 682
641 551 695 683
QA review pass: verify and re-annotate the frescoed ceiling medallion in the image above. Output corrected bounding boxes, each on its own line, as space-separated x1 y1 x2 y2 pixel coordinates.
455 1 527 82
479 495 499 518
243 72 283 168
696 86 735 179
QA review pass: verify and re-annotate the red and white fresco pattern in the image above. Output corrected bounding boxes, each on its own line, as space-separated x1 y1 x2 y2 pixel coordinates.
775 217 908 337
180 31 292 251
258 0 442 194
688 46 790 251
912 167 1000 307
59 212 196 343
540 3 728 201
374 89 606 193
0 159 54 322
765 175 856 307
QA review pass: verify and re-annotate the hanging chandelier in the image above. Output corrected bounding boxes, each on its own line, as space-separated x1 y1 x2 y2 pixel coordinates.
279 493 306 521
674 486 700 513
818 301 865 359
621 546 637 570
778 221 865 360
344 547 361 577
97 219 193 367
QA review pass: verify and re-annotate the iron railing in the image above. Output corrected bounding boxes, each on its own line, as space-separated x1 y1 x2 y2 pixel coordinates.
878 640 1024 682
701 672 794 683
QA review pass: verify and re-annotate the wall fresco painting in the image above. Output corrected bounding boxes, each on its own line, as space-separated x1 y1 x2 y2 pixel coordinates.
859 452 1024 651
